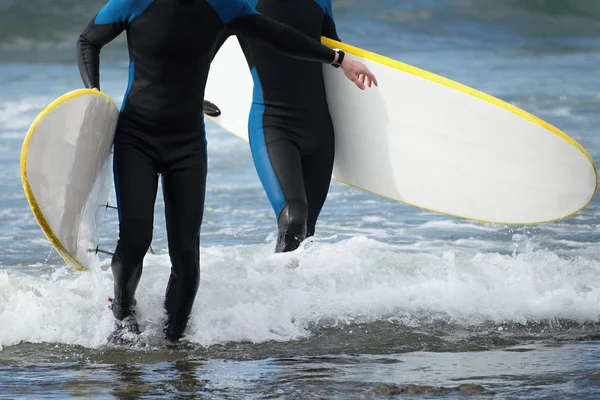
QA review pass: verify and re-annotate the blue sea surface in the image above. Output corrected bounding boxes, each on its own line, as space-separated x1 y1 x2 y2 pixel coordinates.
1 0 600 398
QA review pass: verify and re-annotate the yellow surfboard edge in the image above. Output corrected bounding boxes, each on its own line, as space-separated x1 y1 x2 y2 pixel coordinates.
20 88 117 271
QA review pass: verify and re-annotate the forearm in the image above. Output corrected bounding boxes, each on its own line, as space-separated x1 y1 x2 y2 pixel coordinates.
77 23 102 89
227 14 336 64
75 13 125 90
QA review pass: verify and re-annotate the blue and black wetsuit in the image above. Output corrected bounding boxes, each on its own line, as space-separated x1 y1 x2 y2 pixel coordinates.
216 0 340 252
77 0 339 341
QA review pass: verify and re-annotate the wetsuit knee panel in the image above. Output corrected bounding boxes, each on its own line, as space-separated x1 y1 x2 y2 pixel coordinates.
118 218 153 261
168 236 200 276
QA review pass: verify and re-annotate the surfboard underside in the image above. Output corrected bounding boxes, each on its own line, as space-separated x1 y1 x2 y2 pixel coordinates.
20 89 119 271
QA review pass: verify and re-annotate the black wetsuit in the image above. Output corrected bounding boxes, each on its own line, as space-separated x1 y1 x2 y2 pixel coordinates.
77 0 338 341
217 0 340 252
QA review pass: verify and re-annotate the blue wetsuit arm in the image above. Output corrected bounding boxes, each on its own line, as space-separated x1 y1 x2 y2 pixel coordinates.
227 13 337 64
77 21 125 90
322 1 341 42
76 0 138 89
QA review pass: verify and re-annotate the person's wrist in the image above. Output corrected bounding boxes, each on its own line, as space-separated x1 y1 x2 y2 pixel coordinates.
331 49 345 68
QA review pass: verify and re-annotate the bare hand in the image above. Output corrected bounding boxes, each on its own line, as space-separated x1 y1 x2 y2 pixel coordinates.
340 58 378 90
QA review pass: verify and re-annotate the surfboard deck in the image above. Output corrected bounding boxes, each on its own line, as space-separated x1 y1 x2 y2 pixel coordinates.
20 89 118 271
204 36 597 225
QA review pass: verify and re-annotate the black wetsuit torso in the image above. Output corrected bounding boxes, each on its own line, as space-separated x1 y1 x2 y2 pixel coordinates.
244 0 339 116
218 0 340 252
77 0 338 340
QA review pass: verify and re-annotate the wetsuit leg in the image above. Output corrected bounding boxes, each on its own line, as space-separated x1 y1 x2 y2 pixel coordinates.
161 142 207 341
303 131 335 237
251 130 308 253
111 132 159 320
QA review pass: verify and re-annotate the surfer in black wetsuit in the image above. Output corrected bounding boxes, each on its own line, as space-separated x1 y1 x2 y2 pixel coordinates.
77 0 377 341
213 0 363 253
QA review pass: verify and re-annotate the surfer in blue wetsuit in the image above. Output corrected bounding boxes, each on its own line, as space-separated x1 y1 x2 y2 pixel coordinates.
76 0 377 341
212 0 372 253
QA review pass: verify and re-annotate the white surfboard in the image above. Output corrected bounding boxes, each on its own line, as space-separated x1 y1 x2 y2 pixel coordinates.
20 89 119 271
205 36 597 224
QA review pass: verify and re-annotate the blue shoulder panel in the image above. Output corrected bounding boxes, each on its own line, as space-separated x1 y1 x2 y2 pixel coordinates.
313 0 334 20
248 0 259 7
206 0 259 25
95 0 154 25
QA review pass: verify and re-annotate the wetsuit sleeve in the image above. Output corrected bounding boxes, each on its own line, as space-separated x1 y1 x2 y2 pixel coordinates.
322 0 341 42
77 0 142 89
207 0 336 64
229 14 337 64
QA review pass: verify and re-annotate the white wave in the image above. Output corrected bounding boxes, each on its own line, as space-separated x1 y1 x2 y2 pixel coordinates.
419 220 492 230
0 98 52 132
1 236 599 350
542 106 572 117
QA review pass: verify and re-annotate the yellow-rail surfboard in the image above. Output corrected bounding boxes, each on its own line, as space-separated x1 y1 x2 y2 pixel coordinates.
21 89 118 271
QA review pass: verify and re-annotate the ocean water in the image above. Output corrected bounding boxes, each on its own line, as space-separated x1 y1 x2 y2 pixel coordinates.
1 0 600 398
